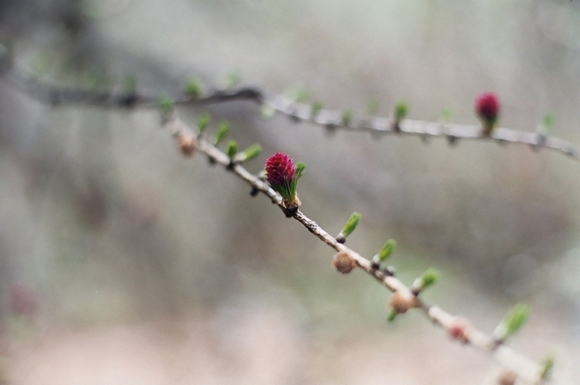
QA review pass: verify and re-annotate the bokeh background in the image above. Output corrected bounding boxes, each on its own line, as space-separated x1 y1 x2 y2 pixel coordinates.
1 1 580 384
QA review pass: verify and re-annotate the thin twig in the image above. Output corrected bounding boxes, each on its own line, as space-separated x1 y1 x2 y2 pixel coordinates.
4 67 579 162
164 113 547 384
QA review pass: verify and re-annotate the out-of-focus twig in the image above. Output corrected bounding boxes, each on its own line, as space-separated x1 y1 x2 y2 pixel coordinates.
4 66 579 162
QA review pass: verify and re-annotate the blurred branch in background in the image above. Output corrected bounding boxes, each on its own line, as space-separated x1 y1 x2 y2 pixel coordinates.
4 58 579 162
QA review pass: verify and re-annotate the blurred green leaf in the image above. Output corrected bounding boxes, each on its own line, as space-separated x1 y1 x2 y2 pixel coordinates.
215 121 230 145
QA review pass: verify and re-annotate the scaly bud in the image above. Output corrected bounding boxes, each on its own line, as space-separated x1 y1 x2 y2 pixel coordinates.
387 291 414 322
497 371 517 385
177 132 197 157
332 250 357 274
447 317 470 344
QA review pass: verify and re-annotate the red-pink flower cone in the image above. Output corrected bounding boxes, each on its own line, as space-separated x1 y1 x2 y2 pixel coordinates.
265 152 305 210
475 92 500 136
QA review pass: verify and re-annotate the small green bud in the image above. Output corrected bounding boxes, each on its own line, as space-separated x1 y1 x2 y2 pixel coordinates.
185 78 204 98
378 239 396 262
260 104 276 119
494 303 530 341
158 94 175 114
342 110 353 126
240 144 262 162
225 72 241 89
226 140 237 159
311 101 324 118
540 356 554 380
543 112 554 131
341 212 361 238
286 87 309 103
441 106 453 123
387 309 398 322
197 113 211 133
421 268 438 288
504 303 529 337
215 121 230 145
395 102 408 121
412 268 439 294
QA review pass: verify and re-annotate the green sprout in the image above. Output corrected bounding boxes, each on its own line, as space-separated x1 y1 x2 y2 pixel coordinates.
215 121 230 145
260 104 276 120
311 101 324 118
395 101 408 121
239 143 262 162
286 86 309 103
494 303 530 342
158 94 175 114
225 72 241 89
342 212 361 237
342 110 353 126
185 78 204 98
197 113 211 133
441 106 453 123
412 268 439 294
543 112 555 132
540 356 554 380
225 140 238 159
336 212 362 243
377 239 396 262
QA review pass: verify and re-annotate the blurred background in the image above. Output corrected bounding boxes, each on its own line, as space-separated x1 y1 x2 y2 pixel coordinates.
1 0 580 384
